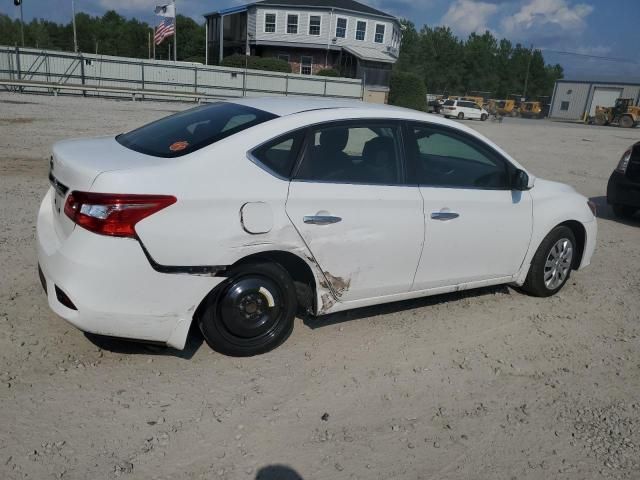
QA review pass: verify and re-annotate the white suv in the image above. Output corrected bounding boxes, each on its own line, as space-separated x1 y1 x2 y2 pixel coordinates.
37 98 597 356
442 99 489 121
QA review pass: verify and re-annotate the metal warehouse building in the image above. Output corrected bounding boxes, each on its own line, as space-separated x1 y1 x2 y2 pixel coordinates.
549 79 640 121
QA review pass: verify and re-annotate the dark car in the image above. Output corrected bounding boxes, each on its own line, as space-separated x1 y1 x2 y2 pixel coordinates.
607 142 640 219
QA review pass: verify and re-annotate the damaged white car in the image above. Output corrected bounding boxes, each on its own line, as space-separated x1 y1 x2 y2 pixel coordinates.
37 98 597 356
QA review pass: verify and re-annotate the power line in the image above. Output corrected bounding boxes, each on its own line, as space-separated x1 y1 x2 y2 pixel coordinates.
540 48 640 65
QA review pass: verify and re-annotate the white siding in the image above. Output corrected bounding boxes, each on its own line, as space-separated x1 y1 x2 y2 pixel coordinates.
252 6 397 52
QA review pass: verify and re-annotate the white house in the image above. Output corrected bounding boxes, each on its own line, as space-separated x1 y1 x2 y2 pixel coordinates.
204 0 403 99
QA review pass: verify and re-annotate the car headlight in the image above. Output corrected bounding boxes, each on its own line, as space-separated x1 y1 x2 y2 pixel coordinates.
615 148 632 173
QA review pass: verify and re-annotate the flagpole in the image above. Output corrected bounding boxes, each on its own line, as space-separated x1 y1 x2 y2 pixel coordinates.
173 0 177 62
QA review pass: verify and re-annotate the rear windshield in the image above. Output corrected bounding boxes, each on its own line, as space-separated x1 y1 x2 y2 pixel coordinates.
116 102 277 158
443 100 455 106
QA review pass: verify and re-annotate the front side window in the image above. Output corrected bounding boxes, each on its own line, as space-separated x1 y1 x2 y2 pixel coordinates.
287 14 298 34
295 123 402 185
356 20 367 41
374 24 385 43
251 131 305 179
264 13 276 33
336 17 347 38
300 56 313 75
309 15 321 35
407 124 511 189
116 103 277 158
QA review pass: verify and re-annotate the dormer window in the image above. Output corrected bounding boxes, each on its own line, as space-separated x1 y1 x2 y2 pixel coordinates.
287 14 298 34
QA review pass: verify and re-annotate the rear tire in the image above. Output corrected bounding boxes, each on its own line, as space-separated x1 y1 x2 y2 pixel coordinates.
198 262 297 356
620 115 634 128
595 114 608 126
612 204 638 219
457 112 464 120
521 226 576 297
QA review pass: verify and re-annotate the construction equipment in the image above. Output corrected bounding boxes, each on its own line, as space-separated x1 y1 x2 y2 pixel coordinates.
461 96 485 108
594 98 640 128
494 99 519 117
519 101 546 119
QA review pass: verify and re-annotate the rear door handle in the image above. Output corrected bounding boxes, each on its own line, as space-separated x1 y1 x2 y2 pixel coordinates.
303 215 342 225
431 211 460 221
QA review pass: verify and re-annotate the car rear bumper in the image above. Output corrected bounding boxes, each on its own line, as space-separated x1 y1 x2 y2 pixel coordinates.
607 170 640 208
36 189 224 349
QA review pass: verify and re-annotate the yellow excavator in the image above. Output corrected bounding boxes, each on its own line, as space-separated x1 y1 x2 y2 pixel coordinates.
594 98 640 128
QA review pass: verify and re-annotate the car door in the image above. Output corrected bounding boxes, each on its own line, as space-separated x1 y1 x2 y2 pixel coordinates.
285 120 425 302
405 122 533 290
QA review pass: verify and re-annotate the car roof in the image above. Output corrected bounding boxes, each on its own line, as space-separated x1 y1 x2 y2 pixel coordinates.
224 96 410 117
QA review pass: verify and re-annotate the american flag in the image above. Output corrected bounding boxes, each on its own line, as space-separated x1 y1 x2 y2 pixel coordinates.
154 18 175 45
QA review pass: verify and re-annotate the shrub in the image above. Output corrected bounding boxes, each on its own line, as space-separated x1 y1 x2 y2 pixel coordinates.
316 68 340 77
220 54 292 73
388 72 427 111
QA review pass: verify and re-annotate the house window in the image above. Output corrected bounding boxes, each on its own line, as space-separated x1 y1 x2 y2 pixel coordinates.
278 54 290 63
567 89 573 94
287 14 298 34
561 101 570 111
264 13 276 33
374 24 385 43
300 56 313 75
309 15 321 36
336 17 347 38
356 20 366 41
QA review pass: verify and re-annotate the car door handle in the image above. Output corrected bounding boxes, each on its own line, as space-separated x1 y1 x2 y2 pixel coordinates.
431 211 460 221
303 215 342 225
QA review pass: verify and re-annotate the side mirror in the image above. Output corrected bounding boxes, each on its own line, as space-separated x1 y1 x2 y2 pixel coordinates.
512 169 530 191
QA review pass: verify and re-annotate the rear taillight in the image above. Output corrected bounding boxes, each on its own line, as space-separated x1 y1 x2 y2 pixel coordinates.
64 192 176 238
615 148 632 173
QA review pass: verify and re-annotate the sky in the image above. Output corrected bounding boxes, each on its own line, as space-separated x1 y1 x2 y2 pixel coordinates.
1 0 639 81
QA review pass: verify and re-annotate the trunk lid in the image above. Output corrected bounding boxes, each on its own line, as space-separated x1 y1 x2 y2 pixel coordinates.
49 136 167 240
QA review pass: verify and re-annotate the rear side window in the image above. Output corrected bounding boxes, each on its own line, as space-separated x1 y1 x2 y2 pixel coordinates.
117 102 277 158
251 130 305 178
295 122 403 185
443 100 455 106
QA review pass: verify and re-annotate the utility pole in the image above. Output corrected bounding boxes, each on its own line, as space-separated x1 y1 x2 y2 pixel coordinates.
71 0 78 52
172 0 177 62
14 0 25 47
523 44 533 100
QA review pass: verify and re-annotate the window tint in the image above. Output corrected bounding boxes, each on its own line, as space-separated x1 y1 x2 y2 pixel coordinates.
336 17 347 38
116 103 276 158
443 100 455 106
251 131 304 178
408 124 511 189
295 123 402 185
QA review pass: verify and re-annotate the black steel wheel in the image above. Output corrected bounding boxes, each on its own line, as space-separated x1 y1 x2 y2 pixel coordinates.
198 262 297 356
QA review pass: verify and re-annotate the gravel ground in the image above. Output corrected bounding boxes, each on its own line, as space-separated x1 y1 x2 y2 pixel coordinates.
1 93 639 480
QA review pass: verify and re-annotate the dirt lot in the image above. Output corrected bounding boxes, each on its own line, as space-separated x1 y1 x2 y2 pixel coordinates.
1 93 639 480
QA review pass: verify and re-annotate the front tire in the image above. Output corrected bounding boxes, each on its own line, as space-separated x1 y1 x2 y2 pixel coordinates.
481 113 488 121
521 226 576 297
457 112 464 120
198 262 297 356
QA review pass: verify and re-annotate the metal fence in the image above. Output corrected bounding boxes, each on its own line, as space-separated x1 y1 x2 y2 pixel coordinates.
0 45 364 101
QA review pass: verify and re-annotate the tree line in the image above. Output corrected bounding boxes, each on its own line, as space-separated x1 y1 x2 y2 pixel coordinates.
0 11 206 63
395 21 563 100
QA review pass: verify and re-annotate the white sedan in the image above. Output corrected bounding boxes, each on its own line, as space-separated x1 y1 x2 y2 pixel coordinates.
37 98 597 356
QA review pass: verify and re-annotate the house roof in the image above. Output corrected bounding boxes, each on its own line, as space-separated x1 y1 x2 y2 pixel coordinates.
343 45 396 63
204 0 397 20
